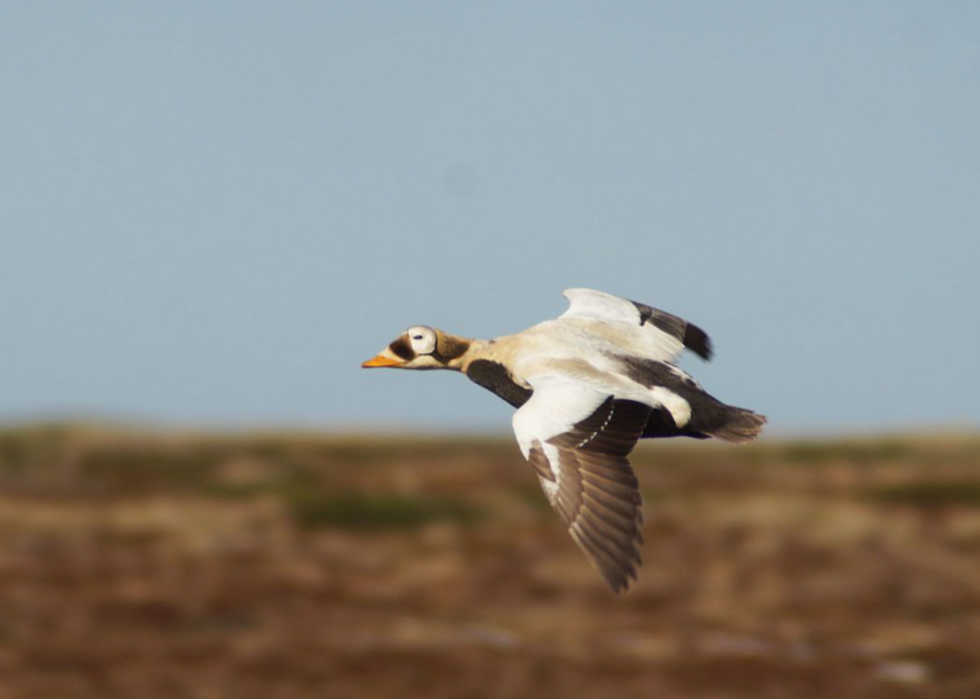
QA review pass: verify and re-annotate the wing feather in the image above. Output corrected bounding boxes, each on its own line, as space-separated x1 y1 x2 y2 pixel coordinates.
561 288 713 362
512 377 651 593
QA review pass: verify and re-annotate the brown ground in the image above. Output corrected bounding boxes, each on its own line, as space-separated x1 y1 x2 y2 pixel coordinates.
1 425 980 699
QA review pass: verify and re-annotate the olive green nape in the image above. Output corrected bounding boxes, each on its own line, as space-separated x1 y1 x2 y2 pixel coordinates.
434 331 471 362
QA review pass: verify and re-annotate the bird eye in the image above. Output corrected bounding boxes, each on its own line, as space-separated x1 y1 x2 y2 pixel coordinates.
413 335 423 341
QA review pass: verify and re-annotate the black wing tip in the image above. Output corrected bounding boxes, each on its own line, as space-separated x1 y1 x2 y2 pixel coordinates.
684 323 713 361
630 298 714 361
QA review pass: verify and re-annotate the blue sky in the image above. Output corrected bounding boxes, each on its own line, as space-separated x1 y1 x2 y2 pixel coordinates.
1 2 978 433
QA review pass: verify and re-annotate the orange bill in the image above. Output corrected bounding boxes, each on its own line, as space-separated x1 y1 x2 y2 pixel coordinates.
362 354 404 368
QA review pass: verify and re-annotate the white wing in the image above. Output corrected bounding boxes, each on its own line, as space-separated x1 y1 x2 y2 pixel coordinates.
561 288 712 363
512 375 650 593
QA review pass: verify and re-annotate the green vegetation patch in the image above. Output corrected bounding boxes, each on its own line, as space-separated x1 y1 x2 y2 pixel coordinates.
315 437 513 465
781 439 910 464
867 481 980 509
286 490 481 531
0 437 33 473
79 449 218 492
0 424 70 474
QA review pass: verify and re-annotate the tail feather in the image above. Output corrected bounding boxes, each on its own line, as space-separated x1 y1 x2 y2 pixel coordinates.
710 407 767 444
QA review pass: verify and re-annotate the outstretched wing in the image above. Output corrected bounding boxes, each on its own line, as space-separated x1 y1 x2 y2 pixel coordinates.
561 288 713 362
512 376 651 593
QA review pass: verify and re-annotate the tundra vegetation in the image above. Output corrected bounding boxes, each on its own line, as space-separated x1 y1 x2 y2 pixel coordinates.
1 424 979 698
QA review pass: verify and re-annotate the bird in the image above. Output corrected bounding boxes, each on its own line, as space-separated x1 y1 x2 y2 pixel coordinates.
362 288 766 593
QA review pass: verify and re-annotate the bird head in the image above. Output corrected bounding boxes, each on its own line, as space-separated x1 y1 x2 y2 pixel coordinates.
362 325 471 370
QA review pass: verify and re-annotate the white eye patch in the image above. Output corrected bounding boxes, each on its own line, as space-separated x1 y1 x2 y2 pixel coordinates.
406 325 437 355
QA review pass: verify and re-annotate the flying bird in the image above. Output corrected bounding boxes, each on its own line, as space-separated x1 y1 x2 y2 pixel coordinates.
362 288 766 593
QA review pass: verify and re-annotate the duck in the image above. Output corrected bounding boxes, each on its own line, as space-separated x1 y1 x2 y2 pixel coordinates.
362 288 766 593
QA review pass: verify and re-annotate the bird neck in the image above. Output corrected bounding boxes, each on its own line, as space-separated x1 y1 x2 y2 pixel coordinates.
434 331 478 370
451 338 501 372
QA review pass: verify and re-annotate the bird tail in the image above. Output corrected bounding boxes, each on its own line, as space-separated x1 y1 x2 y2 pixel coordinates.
708 405 767 443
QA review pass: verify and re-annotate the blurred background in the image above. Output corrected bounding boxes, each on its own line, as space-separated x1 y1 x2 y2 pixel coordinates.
1 2 979 698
